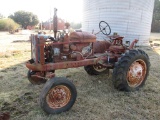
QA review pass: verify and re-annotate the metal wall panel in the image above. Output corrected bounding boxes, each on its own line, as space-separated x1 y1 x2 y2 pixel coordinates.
82 0 155 45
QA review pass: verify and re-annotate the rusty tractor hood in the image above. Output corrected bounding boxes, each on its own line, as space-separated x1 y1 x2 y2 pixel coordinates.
70 31 96 42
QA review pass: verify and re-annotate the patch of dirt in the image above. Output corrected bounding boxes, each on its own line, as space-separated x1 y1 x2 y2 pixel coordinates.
12 40 31 43
1 92 35 118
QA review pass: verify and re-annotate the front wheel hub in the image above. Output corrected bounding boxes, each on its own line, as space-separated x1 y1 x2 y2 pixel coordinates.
46 85 71 109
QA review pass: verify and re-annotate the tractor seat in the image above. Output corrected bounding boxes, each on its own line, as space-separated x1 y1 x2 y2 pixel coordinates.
70 31 96 42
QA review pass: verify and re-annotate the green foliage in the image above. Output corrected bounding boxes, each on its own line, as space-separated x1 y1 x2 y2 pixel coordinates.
0 18 20 31
9 10 39 29
151 0 160 32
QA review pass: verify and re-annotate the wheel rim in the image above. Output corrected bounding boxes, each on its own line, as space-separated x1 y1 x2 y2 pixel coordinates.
46 85 71 109
127 59 147 88
93 64 106 72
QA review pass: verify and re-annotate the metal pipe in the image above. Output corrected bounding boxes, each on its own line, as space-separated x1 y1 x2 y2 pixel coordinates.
53 8 57 38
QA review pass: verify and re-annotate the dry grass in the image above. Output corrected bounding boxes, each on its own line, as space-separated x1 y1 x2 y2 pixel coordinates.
0 34 160 120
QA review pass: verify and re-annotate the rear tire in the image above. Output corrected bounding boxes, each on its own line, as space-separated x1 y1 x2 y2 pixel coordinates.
112 49 150 91
40 77 77 114
84 64 108 75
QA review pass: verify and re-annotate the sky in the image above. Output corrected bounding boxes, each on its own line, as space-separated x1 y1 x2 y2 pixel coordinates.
0 0 83 22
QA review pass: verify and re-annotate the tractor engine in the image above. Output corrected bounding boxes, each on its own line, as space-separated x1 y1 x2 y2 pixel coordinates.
43 31 96 63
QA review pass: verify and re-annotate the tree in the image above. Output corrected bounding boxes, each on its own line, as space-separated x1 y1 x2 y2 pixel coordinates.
9 11 39 29
151 0 160 32
0 18 20 31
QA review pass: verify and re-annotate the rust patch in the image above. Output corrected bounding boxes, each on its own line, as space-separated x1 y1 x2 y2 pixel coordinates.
93 41 111 53
70 32 96 42
127 59 147 88
46 85 71 109
26 58 100 71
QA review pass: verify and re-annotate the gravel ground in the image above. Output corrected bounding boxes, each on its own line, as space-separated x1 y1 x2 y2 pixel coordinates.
0 31 31 43
0 31 32 53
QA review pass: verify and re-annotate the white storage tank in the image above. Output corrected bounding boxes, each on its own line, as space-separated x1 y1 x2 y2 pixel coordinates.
82 0 155 45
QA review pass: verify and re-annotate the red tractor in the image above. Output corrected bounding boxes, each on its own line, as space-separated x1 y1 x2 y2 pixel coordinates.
26 9 150 114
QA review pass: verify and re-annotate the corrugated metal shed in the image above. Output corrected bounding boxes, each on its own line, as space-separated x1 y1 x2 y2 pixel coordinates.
82 0 155 45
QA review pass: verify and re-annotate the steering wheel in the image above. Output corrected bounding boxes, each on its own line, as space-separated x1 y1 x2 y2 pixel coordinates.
99 21 111 35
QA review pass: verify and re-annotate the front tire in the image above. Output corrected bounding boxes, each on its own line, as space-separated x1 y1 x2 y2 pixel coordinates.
40 77 77 114
112 49 150 91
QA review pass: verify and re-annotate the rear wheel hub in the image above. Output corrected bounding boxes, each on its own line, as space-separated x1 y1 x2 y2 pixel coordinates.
127 59 147 88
